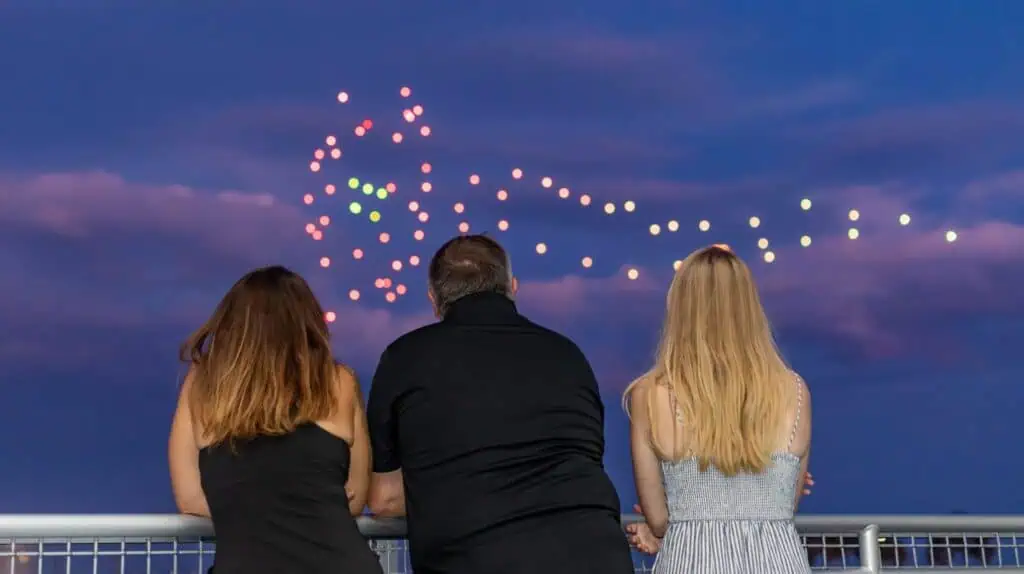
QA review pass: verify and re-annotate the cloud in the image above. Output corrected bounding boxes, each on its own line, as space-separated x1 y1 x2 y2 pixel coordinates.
794 101 1024 181
756 186 1024 358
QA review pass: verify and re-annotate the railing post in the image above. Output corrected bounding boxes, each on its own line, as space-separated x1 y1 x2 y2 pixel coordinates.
859 523 880 573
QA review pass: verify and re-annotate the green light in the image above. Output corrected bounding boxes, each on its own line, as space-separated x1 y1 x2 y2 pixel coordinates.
348 177 359 190
349 201 362 215
375 188 388 200
369 210 381 222
362 183 373 195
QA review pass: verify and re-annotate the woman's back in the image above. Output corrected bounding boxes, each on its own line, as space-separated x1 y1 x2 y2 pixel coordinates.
168 266 382 574
199 423 381 574
652 375 810 573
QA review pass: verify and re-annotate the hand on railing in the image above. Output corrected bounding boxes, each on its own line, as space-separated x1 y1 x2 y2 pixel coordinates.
625 504 662 555
803 471 814 496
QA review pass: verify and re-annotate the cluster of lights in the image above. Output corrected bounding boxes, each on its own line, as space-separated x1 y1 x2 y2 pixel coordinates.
307 87 964 319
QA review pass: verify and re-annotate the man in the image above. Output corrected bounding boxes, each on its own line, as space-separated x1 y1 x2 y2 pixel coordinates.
366 234 633 574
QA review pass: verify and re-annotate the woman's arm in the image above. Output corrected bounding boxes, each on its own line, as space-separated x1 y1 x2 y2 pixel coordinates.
629 382 669 538
168 372 211 517
339 366 371 516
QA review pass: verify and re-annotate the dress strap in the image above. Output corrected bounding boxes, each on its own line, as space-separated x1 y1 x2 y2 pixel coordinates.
787 373 804 450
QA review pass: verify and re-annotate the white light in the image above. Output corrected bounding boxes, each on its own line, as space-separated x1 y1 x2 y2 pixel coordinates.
698 219 711 232
800 198 812 210
848 228 860 240
899 213 911 226
763 251 776 263
945 230 958 243
626 268 639 280
800 235 812 247
749 216 761 228
667 220 679 232
649 224 661 236
848 209 860 222
757 238 769 250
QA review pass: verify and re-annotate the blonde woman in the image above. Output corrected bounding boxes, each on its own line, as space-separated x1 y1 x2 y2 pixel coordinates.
623 245 812 573
168 266 382 574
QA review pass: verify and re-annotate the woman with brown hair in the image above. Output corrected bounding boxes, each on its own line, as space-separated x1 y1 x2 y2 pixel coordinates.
168 265 382 574
623 245 812 573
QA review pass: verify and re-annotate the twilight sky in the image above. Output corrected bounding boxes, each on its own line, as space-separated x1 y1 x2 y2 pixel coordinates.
1 2 1022 515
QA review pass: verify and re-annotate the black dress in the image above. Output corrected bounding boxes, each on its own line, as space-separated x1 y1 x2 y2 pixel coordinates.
199 423 383 574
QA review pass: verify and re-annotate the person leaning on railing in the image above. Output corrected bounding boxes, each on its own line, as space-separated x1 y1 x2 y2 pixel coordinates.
167 265 383 574
364 234 635 574
623 245 815 573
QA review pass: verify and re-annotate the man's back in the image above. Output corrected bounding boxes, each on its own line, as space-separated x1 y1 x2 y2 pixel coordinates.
367 292 630 573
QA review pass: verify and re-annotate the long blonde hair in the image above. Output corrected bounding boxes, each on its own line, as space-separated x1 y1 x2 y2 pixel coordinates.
623 245 792 476
181 265 338 446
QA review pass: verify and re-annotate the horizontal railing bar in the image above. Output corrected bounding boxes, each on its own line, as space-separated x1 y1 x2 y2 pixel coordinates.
1 514 1022 539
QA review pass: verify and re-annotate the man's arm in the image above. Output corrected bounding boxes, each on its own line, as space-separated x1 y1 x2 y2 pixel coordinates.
365 347 407 517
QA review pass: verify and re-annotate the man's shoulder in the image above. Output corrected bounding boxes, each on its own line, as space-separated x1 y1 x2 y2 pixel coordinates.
382 321 446 357
519 317 587 358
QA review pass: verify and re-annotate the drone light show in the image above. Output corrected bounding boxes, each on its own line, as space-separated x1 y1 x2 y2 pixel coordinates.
303 86 960 320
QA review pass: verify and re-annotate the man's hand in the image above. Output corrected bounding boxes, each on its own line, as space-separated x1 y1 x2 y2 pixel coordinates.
625 504 662 554
803 471 814 496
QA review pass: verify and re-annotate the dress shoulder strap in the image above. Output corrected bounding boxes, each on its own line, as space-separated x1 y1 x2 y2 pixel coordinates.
787 373 804 450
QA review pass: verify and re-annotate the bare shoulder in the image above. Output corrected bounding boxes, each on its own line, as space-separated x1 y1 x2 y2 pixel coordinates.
334 363 360 396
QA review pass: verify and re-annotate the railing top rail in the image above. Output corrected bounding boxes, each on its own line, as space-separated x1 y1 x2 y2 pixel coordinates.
0 514 1022 539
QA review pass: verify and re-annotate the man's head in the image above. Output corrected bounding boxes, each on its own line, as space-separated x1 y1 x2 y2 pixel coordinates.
427 234 517 317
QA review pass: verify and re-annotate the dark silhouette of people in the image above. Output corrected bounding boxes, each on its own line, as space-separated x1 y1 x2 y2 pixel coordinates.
365 234 633 574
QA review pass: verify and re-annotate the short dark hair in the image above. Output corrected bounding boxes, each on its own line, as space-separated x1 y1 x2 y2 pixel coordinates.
428 234 512 316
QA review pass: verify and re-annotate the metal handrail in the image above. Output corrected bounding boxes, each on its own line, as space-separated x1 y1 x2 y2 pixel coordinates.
2 514 1022 573
1 513 1022 538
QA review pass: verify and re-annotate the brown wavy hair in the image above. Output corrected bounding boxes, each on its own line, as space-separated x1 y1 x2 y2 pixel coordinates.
181 265 339 446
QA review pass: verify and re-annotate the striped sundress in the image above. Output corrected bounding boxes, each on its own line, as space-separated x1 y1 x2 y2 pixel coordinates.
653 380 811 573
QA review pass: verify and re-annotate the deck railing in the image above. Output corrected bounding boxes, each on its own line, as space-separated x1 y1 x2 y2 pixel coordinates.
1 514 1022 573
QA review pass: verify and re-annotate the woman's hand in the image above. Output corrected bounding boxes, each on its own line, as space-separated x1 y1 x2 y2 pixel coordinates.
803 471 814 496
625 504 662 554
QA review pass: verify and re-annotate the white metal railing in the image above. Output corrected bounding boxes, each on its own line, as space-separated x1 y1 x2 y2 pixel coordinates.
1 514 1022 573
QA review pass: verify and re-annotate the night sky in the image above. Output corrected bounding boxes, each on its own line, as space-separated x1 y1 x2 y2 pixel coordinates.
1 2 1022 515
